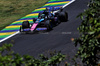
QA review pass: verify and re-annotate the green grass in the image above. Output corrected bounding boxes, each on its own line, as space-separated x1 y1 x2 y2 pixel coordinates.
0 0 49 30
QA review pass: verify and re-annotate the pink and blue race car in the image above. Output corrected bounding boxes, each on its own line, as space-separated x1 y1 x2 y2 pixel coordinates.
19 7 68 33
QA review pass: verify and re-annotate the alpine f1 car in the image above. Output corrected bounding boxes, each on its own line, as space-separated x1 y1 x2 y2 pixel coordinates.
19 7 68 33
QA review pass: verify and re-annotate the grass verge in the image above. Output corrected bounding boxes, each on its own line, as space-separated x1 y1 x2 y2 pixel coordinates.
0 0 49 30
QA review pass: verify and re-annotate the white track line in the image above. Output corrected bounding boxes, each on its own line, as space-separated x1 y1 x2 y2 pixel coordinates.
62 0 75 8
0 0 75 43
0 31 20 43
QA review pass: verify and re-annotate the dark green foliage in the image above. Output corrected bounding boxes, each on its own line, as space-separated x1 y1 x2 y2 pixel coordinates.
0 44 65 66
74 0 100 65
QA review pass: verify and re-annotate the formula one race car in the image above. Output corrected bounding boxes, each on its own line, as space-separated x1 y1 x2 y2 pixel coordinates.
19 7 68 33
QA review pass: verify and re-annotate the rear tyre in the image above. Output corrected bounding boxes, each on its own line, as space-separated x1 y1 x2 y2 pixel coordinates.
65 11 68 21
57 16 61 24
58 12 68 22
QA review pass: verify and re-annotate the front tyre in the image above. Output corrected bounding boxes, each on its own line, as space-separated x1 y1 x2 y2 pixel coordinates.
45 20 53 30
22 21 30 29
19 26 22 32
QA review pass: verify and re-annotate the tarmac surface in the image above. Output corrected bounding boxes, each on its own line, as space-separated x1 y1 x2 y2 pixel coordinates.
0 0 90 65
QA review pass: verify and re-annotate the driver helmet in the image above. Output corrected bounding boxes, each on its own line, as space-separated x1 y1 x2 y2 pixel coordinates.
41 14 45 18
46 7 49 11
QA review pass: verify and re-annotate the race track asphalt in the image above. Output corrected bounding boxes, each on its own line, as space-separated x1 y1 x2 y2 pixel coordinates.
0 0 90 65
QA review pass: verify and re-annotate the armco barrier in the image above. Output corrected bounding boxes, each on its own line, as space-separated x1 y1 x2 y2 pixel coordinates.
0 0 75 42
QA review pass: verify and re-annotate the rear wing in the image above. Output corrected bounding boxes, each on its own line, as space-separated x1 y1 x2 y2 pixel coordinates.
47 6 62 11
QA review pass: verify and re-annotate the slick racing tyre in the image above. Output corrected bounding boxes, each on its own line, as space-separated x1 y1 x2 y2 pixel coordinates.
65 11 68 21
45 20 53 30
19 26 22 32
22 21 30 29
58 11 68 22
57 18 61 24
